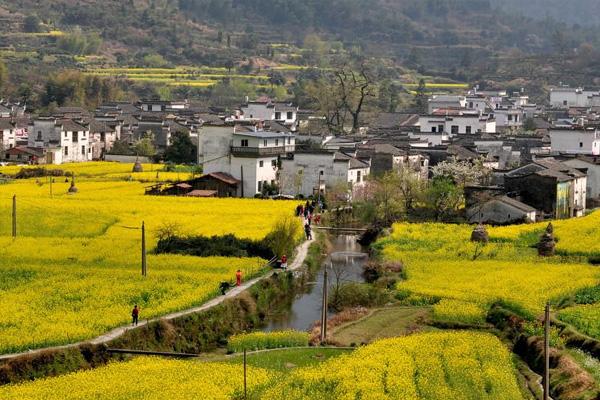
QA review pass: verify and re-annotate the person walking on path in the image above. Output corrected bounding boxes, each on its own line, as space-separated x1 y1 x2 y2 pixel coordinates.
236 269 242 286
131 305 139 326
281 254 288 270
304 223 312 240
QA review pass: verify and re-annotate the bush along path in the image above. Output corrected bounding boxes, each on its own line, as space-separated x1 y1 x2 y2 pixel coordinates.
0 238 314 363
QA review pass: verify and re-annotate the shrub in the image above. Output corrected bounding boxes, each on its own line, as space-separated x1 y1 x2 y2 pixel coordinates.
227 330 309 353
264 216 302 258
522 321 565 348
155 233 274 259
330 283 390 310
362 261 383 283
15 168 65 179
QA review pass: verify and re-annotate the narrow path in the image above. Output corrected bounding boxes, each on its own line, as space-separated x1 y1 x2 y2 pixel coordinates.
0 238 314 362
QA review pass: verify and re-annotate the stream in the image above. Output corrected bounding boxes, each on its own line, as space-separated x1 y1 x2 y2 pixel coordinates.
264 234 368 332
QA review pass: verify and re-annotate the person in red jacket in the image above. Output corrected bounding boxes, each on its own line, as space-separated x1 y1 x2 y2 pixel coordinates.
131 305 139 326
281 254 288 270
236 269 242 286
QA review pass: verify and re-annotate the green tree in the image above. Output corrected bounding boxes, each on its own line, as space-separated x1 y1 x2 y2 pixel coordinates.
134 136 156 157
523 118 537 132
108 140 134 155
23 15 41 33
0 59 7 93
142 53 170 68
164 131 197 164
426 177 463 221
413 78 428 114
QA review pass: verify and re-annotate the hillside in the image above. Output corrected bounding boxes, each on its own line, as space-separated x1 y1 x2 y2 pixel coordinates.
493 0 600 26
0 0 599 108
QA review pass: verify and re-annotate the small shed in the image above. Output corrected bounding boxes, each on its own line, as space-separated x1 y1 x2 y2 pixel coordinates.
187 172 240 197
467 196 537 225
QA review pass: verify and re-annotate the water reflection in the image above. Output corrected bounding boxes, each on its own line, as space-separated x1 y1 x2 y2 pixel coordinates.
264 235 368 332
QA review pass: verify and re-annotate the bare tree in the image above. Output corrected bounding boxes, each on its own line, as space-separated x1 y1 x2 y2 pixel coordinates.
306 63 375 134
333 64 375 132
329 255 353 309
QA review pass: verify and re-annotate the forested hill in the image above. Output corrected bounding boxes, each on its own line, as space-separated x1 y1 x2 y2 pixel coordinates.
1 0 594 64
491 0 600 26
0 0 599 106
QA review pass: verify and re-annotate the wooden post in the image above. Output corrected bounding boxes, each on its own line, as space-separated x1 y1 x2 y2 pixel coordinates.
544 302 550 400
320 267 328 343
240 165 244 198
317 172 322 206
141 221 147 276
243 348 247 400
12 194 16 238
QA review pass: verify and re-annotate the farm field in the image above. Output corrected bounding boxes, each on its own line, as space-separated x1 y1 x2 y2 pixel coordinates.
83 67 271 88
375 216 600 327
0 357 271 400
0 163 298 354
0 332 523 400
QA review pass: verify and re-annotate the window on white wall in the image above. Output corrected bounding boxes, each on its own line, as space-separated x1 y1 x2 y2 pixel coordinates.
259 161 264 167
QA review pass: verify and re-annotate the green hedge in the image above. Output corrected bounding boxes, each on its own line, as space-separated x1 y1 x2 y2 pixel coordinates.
227 330 309 353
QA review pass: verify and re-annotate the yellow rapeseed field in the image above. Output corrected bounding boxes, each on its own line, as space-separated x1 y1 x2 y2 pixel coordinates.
0 357 271 400
0 332 522 400
377 220 600 323
260 331 523 399
0 164 299 353
489 211 600 256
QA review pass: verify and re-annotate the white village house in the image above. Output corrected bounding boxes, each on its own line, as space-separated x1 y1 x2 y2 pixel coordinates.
550 127 600 156
550 87 600 109
28 118 93 164
240 99 298 129
414 111 496 146
200 126 295 197
279 150 370 198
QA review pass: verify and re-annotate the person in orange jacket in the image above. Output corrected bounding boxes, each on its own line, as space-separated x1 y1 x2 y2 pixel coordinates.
236 269 242 286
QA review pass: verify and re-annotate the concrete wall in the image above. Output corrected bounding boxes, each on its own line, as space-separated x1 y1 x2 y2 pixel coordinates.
550 89 598 108
242 104 273 120
29 120 58 147
550 130 600 155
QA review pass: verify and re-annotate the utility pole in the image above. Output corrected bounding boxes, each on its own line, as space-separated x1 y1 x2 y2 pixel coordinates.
141 221 147 276
12 195 16 238
243 348 247 400
320 266 328 343
317 171 322 207
544 302 550 400
240 165 244 198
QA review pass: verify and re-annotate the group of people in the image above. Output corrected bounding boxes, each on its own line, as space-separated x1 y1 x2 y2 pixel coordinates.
296 200 321 240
